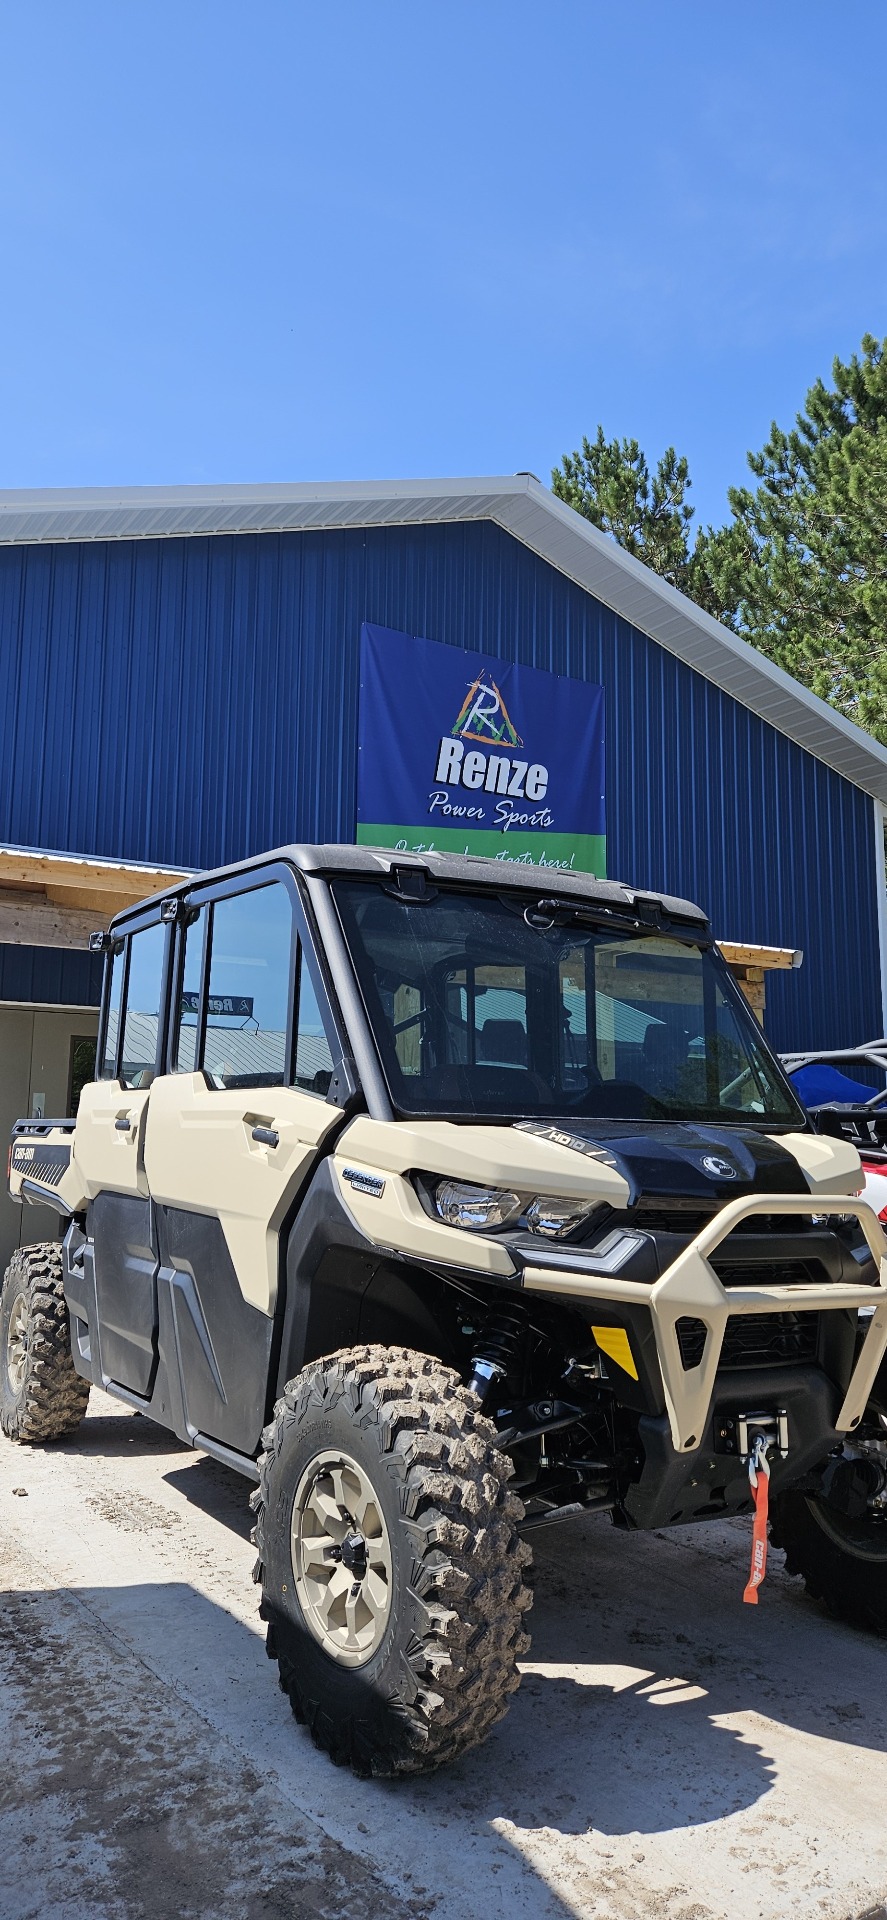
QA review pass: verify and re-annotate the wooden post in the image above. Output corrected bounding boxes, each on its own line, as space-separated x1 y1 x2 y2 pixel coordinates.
716 942 803 1026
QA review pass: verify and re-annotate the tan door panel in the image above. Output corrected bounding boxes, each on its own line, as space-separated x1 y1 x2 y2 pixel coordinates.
75 1079 152 1199
144 1073 341 1313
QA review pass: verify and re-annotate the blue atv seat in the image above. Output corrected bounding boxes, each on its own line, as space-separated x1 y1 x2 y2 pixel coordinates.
790 1063 881 1108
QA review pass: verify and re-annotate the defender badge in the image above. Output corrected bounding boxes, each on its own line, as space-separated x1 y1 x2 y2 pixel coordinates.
342 1166 386 1199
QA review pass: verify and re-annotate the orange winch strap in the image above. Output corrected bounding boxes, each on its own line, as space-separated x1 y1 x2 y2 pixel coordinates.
743 1450 770 1605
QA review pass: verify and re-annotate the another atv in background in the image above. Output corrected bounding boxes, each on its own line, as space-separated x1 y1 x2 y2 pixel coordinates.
3 845 887 1779
783 1037 887 1250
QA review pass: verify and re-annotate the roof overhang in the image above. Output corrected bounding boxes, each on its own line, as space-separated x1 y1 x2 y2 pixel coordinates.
0 848 190 949
2 475 886 802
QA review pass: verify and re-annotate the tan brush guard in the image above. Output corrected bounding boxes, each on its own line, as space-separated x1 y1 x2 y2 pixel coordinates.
524 1193 887 1454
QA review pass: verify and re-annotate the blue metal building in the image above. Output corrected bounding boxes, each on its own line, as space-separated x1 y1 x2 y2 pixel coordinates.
0 475 885 1063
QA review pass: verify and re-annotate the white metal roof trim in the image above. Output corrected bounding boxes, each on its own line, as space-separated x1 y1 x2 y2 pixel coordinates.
0 494 495 546
491 488 887 798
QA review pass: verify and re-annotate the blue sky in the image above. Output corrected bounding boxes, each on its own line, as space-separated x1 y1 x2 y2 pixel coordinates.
1 2 885 527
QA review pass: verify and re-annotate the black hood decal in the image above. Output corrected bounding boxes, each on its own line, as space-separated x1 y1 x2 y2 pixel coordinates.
514 1119 807 1206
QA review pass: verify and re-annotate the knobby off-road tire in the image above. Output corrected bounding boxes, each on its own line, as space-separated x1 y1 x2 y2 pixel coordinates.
771 1487 887 1633
0 1242 90 1443
251 1344 533 1777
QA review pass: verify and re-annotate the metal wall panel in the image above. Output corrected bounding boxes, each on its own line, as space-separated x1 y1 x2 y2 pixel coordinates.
0 520 879 1050
0 946 102 1007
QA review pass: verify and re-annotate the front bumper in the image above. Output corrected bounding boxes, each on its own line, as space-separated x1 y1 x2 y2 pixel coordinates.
521 1192 887 1454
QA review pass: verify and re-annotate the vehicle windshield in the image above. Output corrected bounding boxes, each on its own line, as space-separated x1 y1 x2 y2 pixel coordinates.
332 880 804 1125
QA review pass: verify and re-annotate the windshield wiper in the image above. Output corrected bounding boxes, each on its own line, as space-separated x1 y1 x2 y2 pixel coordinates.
516 895 711 947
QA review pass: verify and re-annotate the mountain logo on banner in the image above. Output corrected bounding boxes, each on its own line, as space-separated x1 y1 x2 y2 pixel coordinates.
451 676 524 749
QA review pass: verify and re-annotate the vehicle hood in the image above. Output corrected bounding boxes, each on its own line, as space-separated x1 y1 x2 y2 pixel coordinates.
513 1119 813 1207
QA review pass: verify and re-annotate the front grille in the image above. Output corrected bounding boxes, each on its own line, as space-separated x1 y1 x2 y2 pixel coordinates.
711 1257 827 1288
631 1205 716 1236
626 1204 816 1239
676 1312 819 1371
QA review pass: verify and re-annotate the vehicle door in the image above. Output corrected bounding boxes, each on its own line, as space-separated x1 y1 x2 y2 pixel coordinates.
143 868 343 1456
76 911 170 1397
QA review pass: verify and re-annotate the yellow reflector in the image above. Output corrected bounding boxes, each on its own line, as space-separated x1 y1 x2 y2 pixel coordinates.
591 1326 638 1380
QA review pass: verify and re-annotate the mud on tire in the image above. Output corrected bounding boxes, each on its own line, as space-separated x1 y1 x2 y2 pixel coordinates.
771 1486 887 1634
251 1344 533 1777
0 1242 90 1443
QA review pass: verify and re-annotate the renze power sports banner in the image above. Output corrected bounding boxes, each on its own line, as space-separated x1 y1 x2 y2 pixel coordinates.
356 624 606 874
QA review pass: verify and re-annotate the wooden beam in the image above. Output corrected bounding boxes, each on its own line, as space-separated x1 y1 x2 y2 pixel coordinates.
717 941 802 972
0 889 110 949
43 882 164 913
0 848 189 928
0 850 187 897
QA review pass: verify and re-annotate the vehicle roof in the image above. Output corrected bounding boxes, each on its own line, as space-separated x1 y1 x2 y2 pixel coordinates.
107 842 709 934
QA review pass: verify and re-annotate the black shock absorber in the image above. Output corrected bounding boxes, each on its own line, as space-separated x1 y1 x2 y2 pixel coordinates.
466 1305 528 1404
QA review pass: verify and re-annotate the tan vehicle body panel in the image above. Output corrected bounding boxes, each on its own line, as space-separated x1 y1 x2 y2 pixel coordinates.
74 1081 151 1201
324 1116 864 1270
336 1115 634 1200
8 1122 88 1217
330 1113 632 1273
143 1073 342 1313
20 1102 867 1311
773 1130 863 1196
331 1156 516 1276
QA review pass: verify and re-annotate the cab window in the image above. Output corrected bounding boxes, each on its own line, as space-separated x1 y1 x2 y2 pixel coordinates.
171 883 294 1090
100 939 126 1078
118 922 167 1089
294 952 335 1097
202 886 292 1088
174 904 208 1073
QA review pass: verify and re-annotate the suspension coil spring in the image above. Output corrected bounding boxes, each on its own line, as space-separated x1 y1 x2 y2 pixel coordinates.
467 1305 529 1404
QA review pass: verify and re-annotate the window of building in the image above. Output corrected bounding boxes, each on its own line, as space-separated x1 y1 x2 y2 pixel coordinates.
68 1035 97 1113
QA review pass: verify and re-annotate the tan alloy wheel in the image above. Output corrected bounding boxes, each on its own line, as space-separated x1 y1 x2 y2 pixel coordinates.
6 1293 29 1395
290 1449 393 1668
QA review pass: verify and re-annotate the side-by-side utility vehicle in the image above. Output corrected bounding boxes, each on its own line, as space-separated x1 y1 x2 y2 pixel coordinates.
3 846 887 1776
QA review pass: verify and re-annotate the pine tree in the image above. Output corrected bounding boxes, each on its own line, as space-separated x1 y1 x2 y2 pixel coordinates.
709 334 887 743
552 336 887 745
551 428 732 622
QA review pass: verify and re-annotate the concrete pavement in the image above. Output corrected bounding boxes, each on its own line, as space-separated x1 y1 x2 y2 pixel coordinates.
2 1390 886 1920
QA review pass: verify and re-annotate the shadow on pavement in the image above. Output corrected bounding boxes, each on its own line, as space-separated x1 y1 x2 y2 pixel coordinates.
434 1516 887 1840
53 1407 192 1462
42 1409 257 1539
31 1408 887 1851
163 1456 256 1538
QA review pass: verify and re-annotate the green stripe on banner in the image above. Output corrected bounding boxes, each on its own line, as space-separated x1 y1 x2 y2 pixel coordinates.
356 824 607 877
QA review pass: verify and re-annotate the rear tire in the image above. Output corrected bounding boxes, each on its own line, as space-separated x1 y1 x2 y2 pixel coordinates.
771 1486 887 1633
0 1242 90 1443
251 1344 533 1777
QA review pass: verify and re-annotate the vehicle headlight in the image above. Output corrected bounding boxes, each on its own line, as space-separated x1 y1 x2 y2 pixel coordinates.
434 1180 523 1230
525 1194 599 1238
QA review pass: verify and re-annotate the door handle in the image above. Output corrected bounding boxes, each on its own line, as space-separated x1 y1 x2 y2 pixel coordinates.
251 1125 279 1148
115 1117 134 1132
